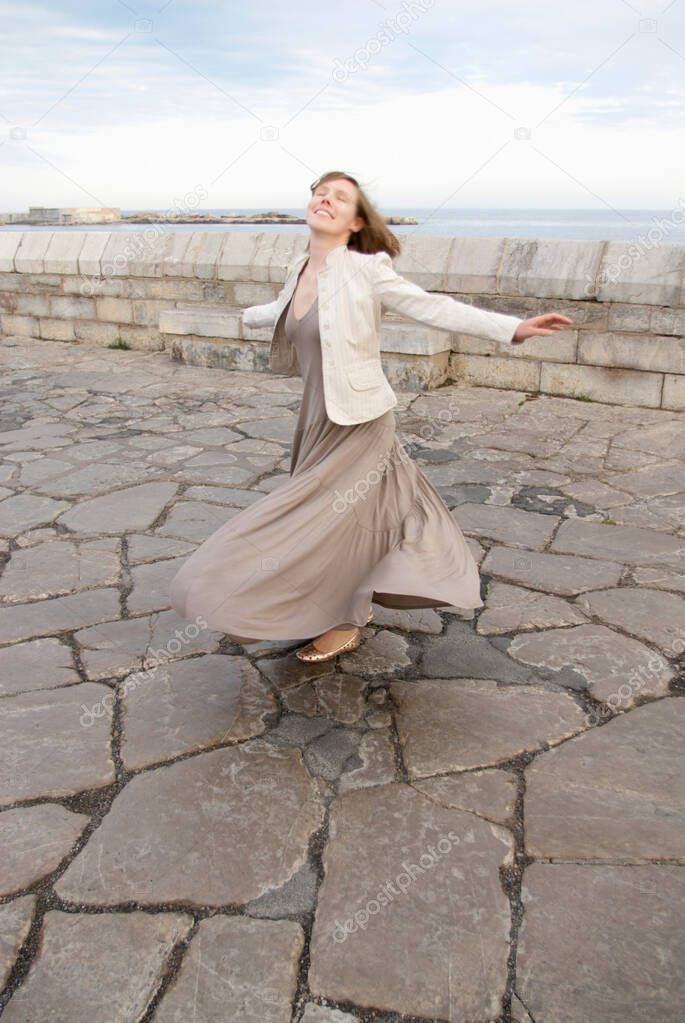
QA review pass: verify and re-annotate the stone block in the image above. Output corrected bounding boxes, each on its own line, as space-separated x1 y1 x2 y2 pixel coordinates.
651 305 685 336
95 296 133 323
14 293 50 316
1 313 38 336
450 352 541 391
454 329 578 363
132 298 168 325
39 317 76 341
0 232 23 272
77 231 110 278
73 320 121 345
14 231 54 273
540 361 662 407
579 331 685 374
445 236 505 295
50 295 96 320
44 232 87 274
596 240 684 305
217 231 271 283
662 373 685 410
500 238 604 300
608 302 652 332
181 231 224 279
391 234 454 290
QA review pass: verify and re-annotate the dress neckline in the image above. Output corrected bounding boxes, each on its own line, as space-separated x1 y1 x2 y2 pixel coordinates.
291 260 318 322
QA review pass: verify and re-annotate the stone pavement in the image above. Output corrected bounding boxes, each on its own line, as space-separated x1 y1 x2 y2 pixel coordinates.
0 334 683 1023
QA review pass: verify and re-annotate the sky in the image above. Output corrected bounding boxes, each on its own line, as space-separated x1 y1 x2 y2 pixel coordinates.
0 0 683 212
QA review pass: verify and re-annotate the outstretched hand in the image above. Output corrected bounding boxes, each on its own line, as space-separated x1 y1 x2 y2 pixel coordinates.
512 313 574 344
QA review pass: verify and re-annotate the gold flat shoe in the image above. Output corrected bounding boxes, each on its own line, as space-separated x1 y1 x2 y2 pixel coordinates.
366 608 374 624
295 626 362 663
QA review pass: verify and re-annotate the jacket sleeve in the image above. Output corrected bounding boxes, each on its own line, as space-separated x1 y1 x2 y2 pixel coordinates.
241 297 281 329
370 251 525 346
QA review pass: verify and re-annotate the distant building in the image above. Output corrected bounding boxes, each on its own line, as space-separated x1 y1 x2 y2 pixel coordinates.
0 206 121 225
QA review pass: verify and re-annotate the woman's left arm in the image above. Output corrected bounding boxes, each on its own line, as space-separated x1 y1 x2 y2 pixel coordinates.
370 251 573 345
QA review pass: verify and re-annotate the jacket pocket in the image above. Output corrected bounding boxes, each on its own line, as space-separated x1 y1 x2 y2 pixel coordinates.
346 360 386 391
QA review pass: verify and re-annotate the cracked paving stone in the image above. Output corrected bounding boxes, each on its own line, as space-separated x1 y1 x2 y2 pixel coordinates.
337 730 397 793
54 739 324 906
0 637 79 696
245 860 318 918
0 683 115 803
517 864 685 1023
126 533 195 564
313 674 367 724
452 503 559 549
0 895 36 988
1 910 193 1023
507 623 673 705
525 698 685 860
57 481 178 535
0 493 71 538
481 544 625 595
0 587 121 646
268 714 334 747
391 679 586 777
303 728 364 782
477 581 588 634
0 537 120 601
551 518 685 570
339 629 411 676
127 556 188 614
0 804 90 895
120 653 276 769
156 499 239 543
575 587 685 655
420 619 537 682
74 609 220 680
154 916 303 1023
412 769 518 824
308 783 513 1022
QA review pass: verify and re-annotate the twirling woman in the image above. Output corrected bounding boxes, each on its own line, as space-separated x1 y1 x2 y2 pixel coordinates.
169 170 572 662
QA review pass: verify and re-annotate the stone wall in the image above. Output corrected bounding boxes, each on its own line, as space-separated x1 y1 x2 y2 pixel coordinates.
0 229 683 410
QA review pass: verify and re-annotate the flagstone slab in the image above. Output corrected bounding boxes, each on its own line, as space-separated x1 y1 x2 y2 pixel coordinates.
154 916 303 1023
0 683 115 803
481 544 624 595
0 537 120 601
412 769 518 824
391 679 585 777
0 637 78 696
525 699 684 859
551 518 685 569
478 582 588 634
301 1006 360 1023
517 864 685 1023
0 493 71 537
451 504 559 549
308 784 513 1022
1 910 192 1023
0 895 36 988
57 481 178 534
575 587 685 655
0 804 90 895
508 623 673 705
54 739 324 906
120 653 276 769
420 620 538 682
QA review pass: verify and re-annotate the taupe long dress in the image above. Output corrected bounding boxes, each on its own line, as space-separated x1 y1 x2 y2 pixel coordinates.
168 279 484 644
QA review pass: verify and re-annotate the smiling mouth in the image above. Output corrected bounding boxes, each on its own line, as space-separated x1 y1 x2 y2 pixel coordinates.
315 209 333 219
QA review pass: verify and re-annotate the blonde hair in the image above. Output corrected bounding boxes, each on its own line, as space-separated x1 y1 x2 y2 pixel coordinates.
308 170 401 257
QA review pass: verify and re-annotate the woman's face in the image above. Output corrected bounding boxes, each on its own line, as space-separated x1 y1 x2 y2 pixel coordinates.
306 178 364 241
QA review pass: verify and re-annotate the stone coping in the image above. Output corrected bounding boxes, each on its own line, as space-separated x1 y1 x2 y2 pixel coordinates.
1 229 683 305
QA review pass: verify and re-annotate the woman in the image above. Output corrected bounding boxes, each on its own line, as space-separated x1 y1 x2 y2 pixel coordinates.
169 170 572 662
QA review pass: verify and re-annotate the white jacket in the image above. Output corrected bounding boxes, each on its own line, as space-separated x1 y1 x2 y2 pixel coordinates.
241 243 525 426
